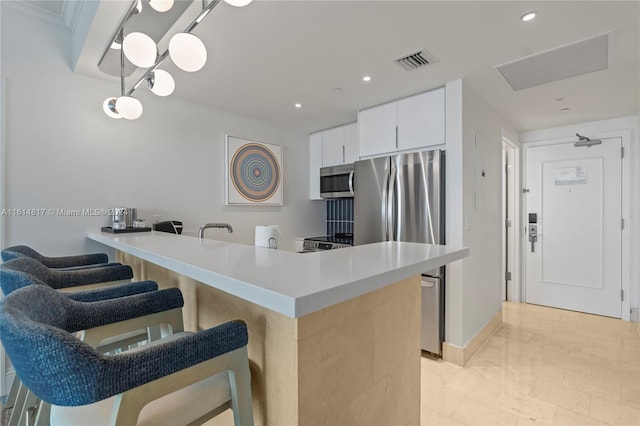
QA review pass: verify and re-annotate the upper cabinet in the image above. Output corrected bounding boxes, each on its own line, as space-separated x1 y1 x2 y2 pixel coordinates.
357 102 397 157
358 87 445 157
309 132 323 200
321 123 358 167
343 123 358 164
397 88 445 151
309 123 357 200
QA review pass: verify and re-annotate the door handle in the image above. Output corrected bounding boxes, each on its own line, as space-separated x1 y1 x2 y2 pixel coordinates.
528 224 538 252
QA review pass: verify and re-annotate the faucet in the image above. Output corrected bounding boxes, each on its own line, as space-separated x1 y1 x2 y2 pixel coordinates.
198 223 233 239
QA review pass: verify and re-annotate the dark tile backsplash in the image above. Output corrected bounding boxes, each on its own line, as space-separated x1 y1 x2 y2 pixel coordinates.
326 198 354 236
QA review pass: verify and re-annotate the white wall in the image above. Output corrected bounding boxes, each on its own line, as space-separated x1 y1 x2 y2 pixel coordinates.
0 7 325 259
445 80 520 348
0 4 326 396
521 116 640 318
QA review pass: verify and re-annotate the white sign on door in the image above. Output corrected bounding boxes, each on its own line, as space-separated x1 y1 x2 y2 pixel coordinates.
554 166 587 186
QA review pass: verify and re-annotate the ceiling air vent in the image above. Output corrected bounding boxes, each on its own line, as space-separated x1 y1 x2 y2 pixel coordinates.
394 50 436 71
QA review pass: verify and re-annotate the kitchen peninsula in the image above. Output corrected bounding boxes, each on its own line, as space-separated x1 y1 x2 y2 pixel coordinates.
88 231 468 426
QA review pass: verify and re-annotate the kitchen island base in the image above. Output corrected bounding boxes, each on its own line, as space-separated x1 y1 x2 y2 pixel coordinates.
118 251 421 426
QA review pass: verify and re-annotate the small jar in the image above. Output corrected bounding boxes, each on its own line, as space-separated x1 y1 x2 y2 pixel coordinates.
133 218 146 229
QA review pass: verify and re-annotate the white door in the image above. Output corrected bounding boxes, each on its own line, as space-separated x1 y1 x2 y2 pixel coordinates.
525 137 622 318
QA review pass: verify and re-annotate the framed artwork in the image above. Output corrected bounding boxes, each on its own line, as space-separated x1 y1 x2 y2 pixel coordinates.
225 135 283 206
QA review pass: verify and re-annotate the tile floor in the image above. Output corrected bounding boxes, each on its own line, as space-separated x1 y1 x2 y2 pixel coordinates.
421 302 640 425
4 302 637 426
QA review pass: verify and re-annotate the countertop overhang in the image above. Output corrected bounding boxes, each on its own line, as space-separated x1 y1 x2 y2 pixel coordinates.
88 232 469 318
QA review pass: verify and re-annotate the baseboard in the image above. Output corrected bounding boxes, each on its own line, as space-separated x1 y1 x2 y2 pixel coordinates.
442 309 502 366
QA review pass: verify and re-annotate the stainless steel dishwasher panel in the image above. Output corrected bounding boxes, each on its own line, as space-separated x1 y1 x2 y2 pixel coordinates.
421 276 441 355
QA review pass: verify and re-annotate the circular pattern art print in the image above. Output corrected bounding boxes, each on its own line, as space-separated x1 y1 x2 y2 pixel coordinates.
230 143 281 202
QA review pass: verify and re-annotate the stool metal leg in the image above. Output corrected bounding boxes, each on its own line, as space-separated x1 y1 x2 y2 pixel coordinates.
8 381 28 426
5 374 21 409
16 389 39 426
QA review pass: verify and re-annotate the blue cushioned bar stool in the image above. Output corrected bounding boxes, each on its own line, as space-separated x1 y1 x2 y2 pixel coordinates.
0 284 186 426
1 245 115 269
1 257 133 293
0 262 155 426
0 285 254 426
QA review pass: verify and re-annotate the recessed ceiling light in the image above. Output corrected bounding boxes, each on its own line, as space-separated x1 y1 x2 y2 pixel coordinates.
520 11 537 22
294 103 302 108
560 107 570 112
362 75 372 83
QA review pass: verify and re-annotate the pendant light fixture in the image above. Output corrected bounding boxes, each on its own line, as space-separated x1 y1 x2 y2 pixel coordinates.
148 69 175 96
123 32 158 68
149 0 174 12
116 96 144 120
168 32 207 72
102 97 122 119
224 0 253 6
102 0 254 120
103 28 143 120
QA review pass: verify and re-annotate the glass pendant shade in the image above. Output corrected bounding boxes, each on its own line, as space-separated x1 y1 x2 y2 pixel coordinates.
103 97 122 119
149 0 174 12
123 32 157 68
116 96 143 120
149 70 175 96
224 0 253 7
169 33 207 72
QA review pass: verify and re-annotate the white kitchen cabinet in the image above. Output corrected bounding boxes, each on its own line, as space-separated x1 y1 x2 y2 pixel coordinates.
309 132 323 200
310 123 357 199
397 88 445 150
321 126 345 167
321 123 358 167
343 123 358 164
358 102 397 157
358 87 445 157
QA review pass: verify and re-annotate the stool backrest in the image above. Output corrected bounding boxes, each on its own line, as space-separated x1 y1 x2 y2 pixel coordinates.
1 245 43 263
0 260 51 295
1 245 109 267
0 286 99 406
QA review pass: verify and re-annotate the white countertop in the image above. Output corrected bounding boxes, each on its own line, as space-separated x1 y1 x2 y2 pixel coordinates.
88 232 469 318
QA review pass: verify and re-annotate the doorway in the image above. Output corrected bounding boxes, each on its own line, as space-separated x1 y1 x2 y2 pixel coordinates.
502 136 520 302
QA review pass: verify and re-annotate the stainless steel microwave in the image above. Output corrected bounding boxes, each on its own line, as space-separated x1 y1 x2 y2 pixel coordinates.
320 164 354 199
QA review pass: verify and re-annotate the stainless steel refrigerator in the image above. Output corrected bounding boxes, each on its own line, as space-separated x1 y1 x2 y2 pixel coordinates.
354 149 445 355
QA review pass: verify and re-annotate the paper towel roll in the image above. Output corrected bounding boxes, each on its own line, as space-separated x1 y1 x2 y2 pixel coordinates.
255 225 280 249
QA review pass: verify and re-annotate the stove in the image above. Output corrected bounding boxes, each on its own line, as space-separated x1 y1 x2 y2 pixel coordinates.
301 233 353 252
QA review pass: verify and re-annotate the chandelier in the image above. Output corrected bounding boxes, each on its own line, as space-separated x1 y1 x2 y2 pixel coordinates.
103 0 253 120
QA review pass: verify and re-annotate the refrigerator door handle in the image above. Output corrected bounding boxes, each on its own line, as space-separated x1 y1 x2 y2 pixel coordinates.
387 164 397 241
382 167 389 241
348 171 354 194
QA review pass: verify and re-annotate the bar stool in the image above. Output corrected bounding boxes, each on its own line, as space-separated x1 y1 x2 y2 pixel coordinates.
0 262 154 426
1 245 116 269
0 257 133 293
0 285 254 426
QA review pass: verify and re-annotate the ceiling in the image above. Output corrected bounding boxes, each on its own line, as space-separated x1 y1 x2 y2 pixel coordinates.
31 1 640 133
